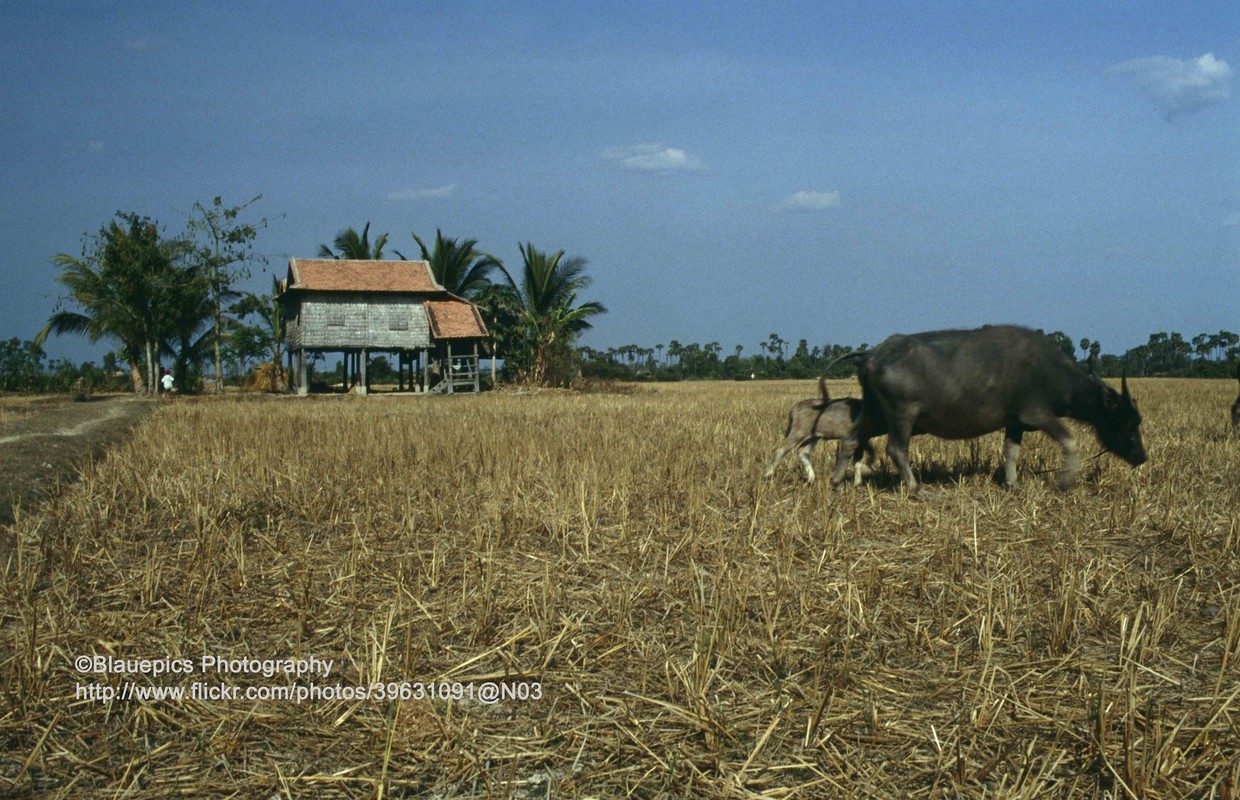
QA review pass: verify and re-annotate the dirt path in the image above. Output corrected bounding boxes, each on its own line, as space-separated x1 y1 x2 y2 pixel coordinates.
0 395 156 524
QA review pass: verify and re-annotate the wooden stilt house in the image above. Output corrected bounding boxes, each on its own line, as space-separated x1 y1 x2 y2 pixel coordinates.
280 259 489 395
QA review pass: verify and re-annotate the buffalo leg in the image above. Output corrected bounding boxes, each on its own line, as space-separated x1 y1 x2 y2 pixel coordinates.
766 436 816 481
830 432 861 486
1002 426 1024 487
885 417 919 493
797 440 819 482
1038 418 1080 489
848 439 877 485
764 436 802 478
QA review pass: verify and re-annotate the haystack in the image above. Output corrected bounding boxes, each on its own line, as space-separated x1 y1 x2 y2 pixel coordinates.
242 361 286 392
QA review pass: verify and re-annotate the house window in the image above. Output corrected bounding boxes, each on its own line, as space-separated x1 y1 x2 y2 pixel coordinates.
326 305 345 327
388 309 409 331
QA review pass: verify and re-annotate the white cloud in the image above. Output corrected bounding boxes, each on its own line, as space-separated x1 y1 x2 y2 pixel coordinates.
388 183 458 201
1110 53 1232 118
59 140 105 158
602 143 704 173
781 190 842 212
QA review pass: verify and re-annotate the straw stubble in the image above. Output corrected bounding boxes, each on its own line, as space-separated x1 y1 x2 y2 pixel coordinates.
2 378 1237 797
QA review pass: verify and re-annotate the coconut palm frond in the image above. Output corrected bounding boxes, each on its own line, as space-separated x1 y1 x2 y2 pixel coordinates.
320 222 389 260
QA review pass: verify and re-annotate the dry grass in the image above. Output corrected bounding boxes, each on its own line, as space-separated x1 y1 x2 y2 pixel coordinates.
2 379 1238 798
0 395 72 426
0 393 136 426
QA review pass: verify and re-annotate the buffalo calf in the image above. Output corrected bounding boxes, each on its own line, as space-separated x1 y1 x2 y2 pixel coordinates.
766 377 877 484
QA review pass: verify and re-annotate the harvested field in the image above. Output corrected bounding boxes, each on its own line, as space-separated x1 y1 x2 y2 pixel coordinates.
2 379 1238 798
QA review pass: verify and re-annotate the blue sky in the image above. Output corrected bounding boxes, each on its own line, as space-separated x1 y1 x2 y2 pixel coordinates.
2 1 1236 365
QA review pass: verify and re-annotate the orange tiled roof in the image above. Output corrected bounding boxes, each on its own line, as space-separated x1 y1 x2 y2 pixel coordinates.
425 300 489 339
285 259 444 293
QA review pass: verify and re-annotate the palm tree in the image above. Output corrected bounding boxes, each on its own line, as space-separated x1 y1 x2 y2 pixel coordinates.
159 256 215 392
404 229 500 298
668 340 683 367
38 214 184 394
38 251 146 392
318 222 389 260
497 243 606 386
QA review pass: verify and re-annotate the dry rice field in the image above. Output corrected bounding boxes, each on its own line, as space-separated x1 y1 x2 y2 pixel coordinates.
2 378 1238 798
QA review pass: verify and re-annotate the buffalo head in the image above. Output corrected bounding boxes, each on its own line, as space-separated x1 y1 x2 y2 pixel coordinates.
1094 374 1146 467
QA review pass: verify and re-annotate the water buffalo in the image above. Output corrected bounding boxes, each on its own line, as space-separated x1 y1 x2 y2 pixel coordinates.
829 326 1147 493
764 377 877 484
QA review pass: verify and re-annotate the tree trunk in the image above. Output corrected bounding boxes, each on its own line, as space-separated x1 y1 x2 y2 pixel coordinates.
127 356 146 394
145 339 156 396
213 277 223 393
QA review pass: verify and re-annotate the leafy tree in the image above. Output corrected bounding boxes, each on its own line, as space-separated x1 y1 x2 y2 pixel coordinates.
368 356 396 383
161 256 213 393
229 277 288 389
318 222 389 260
231 278 287 364
188 195 267 392
404 229 501 299
497 243 607 386
222 323 269 381
39 213 184 394
1045 330 1075 359
0 338 46 391
1141 331 1191 374
471 282 523 368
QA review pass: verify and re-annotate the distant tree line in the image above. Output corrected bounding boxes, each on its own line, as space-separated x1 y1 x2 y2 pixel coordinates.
0 338 129 394
7 322 1238 396
10 298 1239 396
14 200 1238 393
580 329 1240 382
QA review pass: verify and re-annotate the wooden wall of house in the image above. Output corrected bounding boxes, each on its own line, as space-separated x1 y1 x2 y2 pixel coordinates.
287 294 434 350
